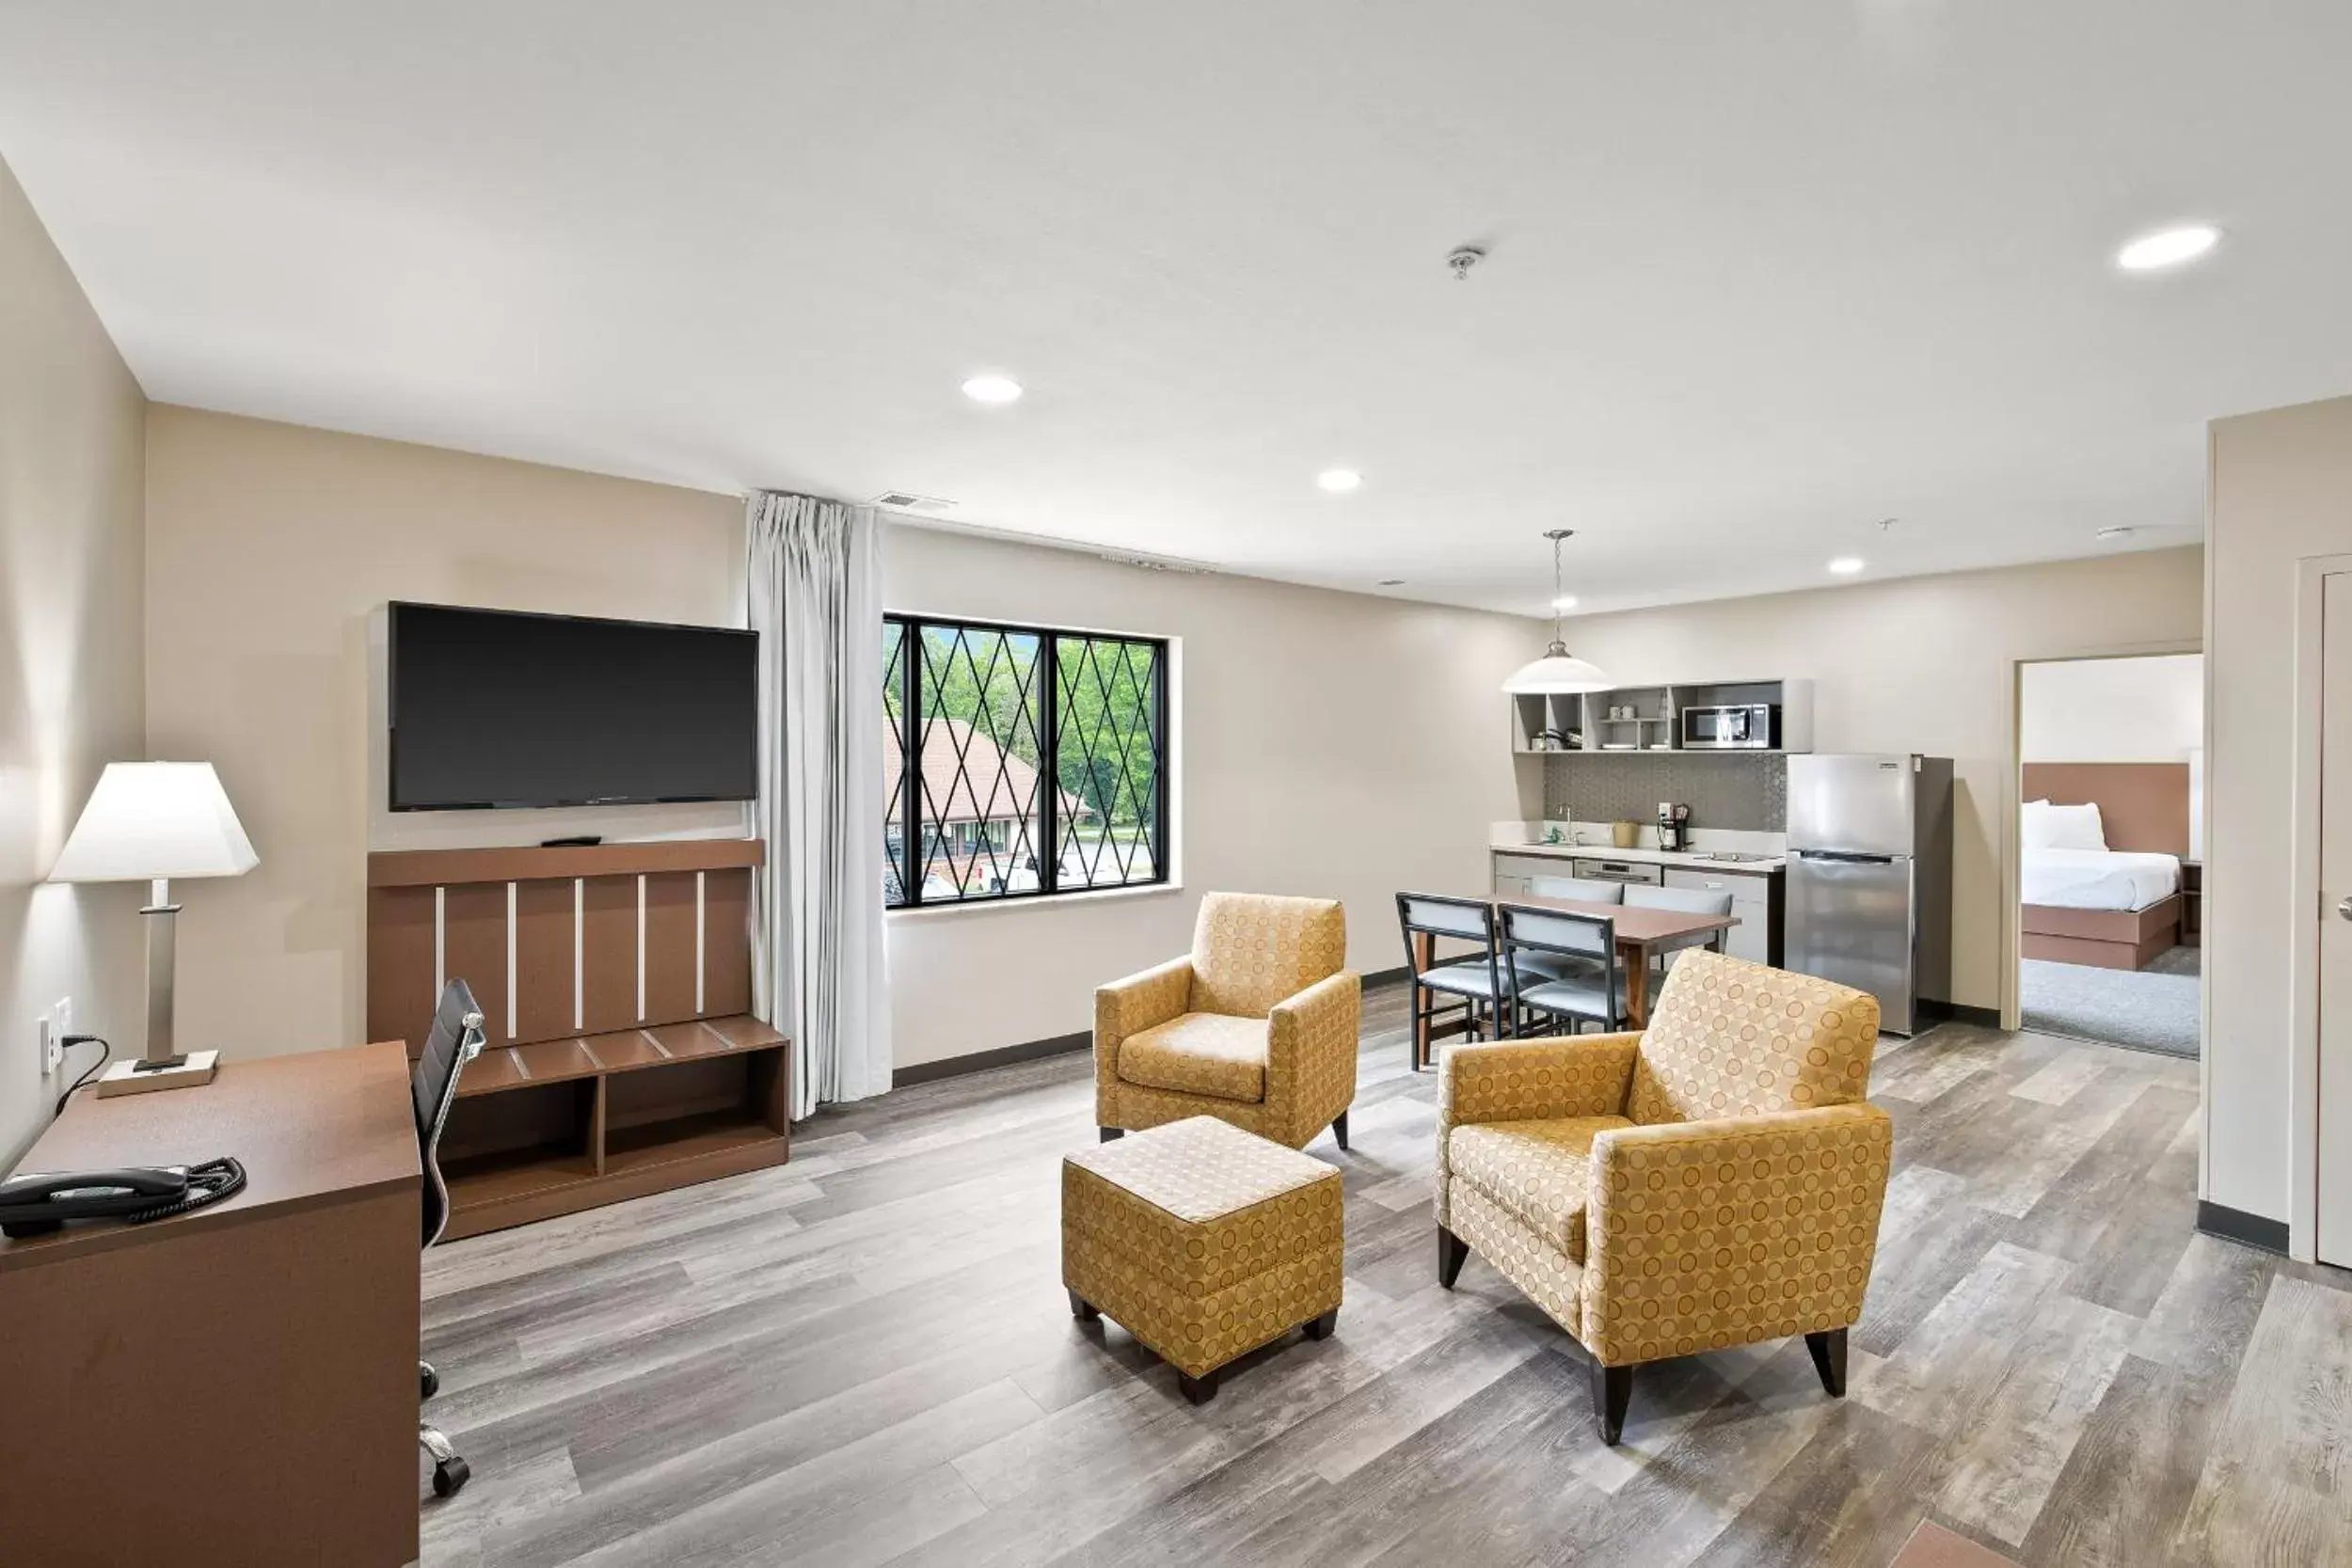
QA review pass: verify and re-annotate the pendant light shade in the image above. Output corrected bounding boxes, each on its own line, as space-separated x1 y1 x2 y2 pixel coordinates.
1502 530 1611 693
1502 644 1614 694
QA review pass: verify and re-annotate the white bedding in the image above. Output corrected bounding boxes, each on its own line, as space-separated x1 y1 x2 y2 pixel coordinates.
2021 847 2181 912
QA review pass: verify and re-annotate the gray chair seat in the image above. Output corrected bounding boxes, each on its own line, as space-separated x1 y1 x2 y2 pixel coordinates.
1518 973 1617 1023
1419 954 1577 999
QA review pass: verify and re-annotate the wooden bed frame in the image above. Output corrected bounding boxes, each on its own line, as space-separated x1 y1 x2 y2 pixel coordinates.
2020 762 2187 972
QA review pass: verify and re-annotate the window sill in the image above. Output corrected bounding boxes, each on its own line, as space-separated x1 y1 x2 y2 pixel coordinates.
885 881 1184 922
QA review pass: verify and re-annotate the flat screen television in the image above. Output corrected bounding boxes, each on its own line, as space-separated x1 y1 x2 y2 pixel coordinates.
389 602 757 811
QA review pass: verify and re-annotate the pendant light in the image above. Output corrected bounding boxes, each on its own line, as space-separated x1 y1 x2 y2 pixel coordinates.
1502 530 1613 694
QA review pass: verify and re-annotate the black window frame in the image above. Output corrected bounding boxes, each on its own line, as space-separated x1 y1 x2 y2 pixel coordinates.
884 613 1171 910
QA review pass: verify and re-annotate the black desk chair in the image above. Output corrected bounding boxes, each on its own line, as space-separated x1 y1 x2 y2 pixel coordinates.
414 979 485 1499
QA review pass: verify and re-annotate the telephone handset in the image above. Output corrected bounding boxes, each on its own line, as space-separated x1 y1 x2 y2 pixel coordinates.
0 1157 246 1238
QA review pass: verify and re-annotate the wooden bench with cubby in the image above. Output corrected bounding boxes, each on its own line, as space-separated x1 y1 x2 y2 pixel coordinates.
366 838 787 1239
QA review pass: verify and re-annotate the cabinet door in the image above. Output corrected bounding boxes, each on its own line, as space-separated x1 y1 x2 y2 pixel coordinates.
1663 869 1772 964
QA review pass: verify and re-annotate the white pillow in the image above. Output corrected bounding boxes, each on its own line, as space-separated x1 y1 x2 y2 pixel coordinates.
2022 799 2107 852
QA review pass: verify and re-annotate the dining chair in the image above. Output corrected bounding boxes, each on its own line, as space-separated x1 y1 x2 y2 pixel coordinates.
1397 893 1530 1069
1528 875 1625 904
1498 903 1622 1035
1623 882 1735 978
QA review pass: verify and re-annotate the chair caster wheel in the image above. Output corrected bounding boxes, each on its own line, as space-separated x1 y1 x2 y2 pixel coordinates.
432 1455 470 1497
421 1365 439 1401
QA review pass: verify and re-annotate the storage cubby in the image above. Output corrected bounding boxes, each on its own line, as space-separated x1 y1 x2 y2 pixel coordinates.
1509 692 1585 754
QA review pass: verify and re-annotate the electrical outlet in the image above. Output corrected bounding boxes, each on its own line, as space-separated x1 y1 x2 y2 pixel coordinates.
54 995 72 1039
37 1012 57 1074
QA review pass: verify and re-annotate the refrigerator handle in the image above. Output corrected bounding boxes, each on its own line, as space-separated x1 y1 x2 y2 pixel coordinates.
1793 849 1900 864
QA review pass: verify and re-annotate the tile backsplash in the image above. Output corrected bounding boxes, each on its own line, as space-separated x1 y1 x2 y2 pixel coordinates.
1542 752 1788 832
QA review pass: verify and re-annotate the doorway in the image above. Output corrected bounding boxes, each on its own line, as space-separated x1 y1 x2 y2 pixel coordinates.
2014 653 2204 1057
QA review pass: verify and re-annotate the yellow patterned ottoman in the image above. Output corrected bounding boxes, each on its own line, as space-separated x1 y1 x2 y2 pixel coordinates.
1061 1115 1344 1402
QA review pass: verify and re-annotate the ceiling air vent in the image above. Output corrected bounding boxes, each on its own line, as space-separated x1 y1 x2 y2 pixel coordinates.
870 491 957 515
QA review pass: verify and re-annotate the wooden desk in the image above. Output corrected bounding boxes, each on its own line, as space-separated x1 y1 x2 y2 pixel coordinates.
1408 894 1740 1067
0 1042 421 1568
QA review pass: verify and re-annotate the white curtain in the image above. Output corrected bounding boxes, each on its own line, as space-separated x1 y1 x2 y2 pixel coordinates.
747 491 892 1117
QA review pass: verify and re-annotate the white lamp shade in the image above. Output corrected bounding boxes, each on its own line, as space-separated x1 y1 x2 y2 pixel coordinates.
50 762 259 883
1502 646 1614 695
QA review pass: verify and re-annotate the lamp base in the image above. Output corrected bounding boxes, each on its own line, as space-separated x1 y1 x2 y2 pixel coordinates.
96 1050 218 1099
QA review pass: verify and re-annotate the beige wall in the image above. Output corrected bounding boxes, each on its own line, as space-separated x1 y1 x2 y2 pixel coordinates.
2207 395 2352 1226
0 153 148 1165
1553 547 2204 1016
2020 653 2203 765
138 422 1539 1072
142 408 745 1059
880 522 1539 1068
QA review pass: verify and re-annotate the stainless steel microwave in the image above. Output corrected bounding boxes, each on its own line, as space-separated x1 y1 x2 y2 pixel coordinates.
1681 703 1779 750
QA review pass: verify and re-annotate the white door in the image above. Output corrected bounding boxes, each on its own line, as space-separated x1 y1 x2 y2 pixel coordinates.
2317 573 2352 1263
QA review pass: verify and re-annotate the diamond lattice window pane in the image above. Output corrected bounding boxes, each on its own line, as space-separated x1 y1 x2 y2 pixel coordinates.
911 625 1046 901
1056 637 1162 890
882 620 909 906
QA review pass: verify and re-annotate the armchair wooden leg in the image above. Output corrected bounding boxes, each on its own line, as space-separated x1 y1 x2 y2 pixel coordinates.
1593 1359 1633 1445
1177 1368 1219 1404
1329 1111 1349 1151
1069 1291 1100 1322
1804 1328 1848 1397
1302 1307 1338 1340
1098 1126 1125 1143
1437 1225 1469 1290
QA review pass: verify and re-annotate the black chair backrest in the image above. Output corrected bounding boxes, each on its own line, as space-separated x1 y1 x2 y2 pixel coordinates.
412 978 485 1251
1498 903 1618 1024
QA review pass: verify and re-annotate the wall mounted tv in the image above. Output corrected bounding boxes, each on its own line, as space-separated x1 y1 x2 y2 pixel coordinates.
389 602 757 811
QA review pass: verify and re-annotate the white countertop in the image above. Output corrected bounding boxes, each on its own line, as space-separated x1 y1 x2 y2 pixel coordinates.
1489 823 1785 873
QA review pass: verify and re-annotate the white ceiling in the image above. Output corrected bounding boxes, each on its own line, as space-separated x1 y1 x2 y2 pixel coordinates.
2 2 2343 617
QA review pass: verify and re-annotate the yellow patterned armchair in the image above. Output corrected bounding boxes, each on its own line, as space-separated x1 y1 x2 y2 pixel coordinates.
1094 893 1359 1150
1436 949 1892 1443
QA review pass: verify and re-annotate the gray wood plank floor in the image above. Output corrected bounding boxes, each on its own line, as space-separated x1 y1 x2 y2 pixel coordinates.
418 985 2352 1568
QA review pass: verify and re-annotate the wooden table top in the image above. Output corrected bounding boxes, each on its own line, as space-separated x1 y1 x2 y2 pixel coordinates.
1480 891 1739 946
0 1040 420 1273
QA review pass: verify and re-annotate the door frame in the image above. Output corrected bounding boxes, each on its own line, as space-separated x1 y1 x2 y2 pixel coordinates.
2287 554 2352 1261
2002 641 2204 1031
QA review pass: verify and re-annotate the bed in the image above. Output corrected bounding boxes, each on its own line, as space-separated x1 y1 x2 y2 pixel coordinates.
2019 763 2189 972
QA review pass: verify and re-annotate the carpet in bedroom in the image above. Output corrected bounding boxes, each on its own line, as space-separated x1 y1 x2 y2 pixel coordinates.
2020 944 2201 1058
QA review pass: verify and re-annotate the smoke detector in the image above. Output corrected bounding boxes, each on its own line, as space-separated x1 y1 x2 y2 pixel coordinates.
870 491 957 515
1447 245 1486 280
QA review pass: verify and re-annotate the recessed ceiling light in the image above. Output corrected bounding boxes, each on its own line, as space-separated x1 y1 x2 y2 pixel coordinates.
1377 578 1406 587
2095 525 2137 541
2116 225 2220 273
961 373 1023 404
1551 594 1579 610
1316 468 1361 494
1828 557 1866 577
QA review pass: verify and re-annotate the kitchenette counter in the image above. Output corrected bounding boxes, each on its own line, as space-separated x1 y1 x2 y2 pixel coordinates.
1490 832 1786 967
1489 841 1786 873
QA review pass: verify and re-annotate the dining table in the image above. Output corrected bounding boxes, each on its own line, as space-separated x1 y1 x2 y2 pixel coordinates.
1406 891 1740 1069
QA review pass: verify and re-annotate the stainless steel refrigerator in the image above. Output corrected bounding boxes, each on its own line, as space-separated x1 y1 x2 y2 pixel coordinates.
1786 753 1952 1035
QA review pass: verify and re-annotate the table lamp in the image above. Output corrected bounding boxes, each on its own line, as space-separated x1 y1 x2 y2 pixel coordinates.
49 761 258 1096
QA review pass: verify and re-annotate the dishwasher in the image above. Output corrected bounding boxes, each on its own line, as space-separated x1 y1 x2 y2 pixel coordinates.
1570 857 1664 888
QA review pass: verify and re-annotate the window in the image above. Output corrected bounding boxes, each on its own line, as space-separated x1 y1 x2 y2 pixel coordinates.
883 615 1169 908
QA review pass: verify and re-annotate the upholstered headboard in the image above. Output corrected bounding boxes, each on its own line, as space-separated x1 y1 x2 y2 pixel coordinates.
2022 762 2190 857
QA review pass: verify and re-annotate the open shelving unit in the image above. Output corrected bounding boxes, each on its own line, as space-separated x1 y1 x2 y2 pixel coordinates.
1509 677 1815 756
367 837 789 1240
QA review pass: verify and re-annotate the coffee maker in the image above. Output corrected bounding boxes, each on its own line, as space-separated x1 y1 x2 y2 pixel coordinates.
1656 801 1690 852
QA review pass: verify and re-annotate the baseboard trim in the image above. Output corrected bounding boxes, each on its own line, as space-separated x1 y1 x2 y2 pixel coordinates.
1916 999 2000 1028
893 1030 1090 1087
1361 963 1409 989
2196 1199 2289 1256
